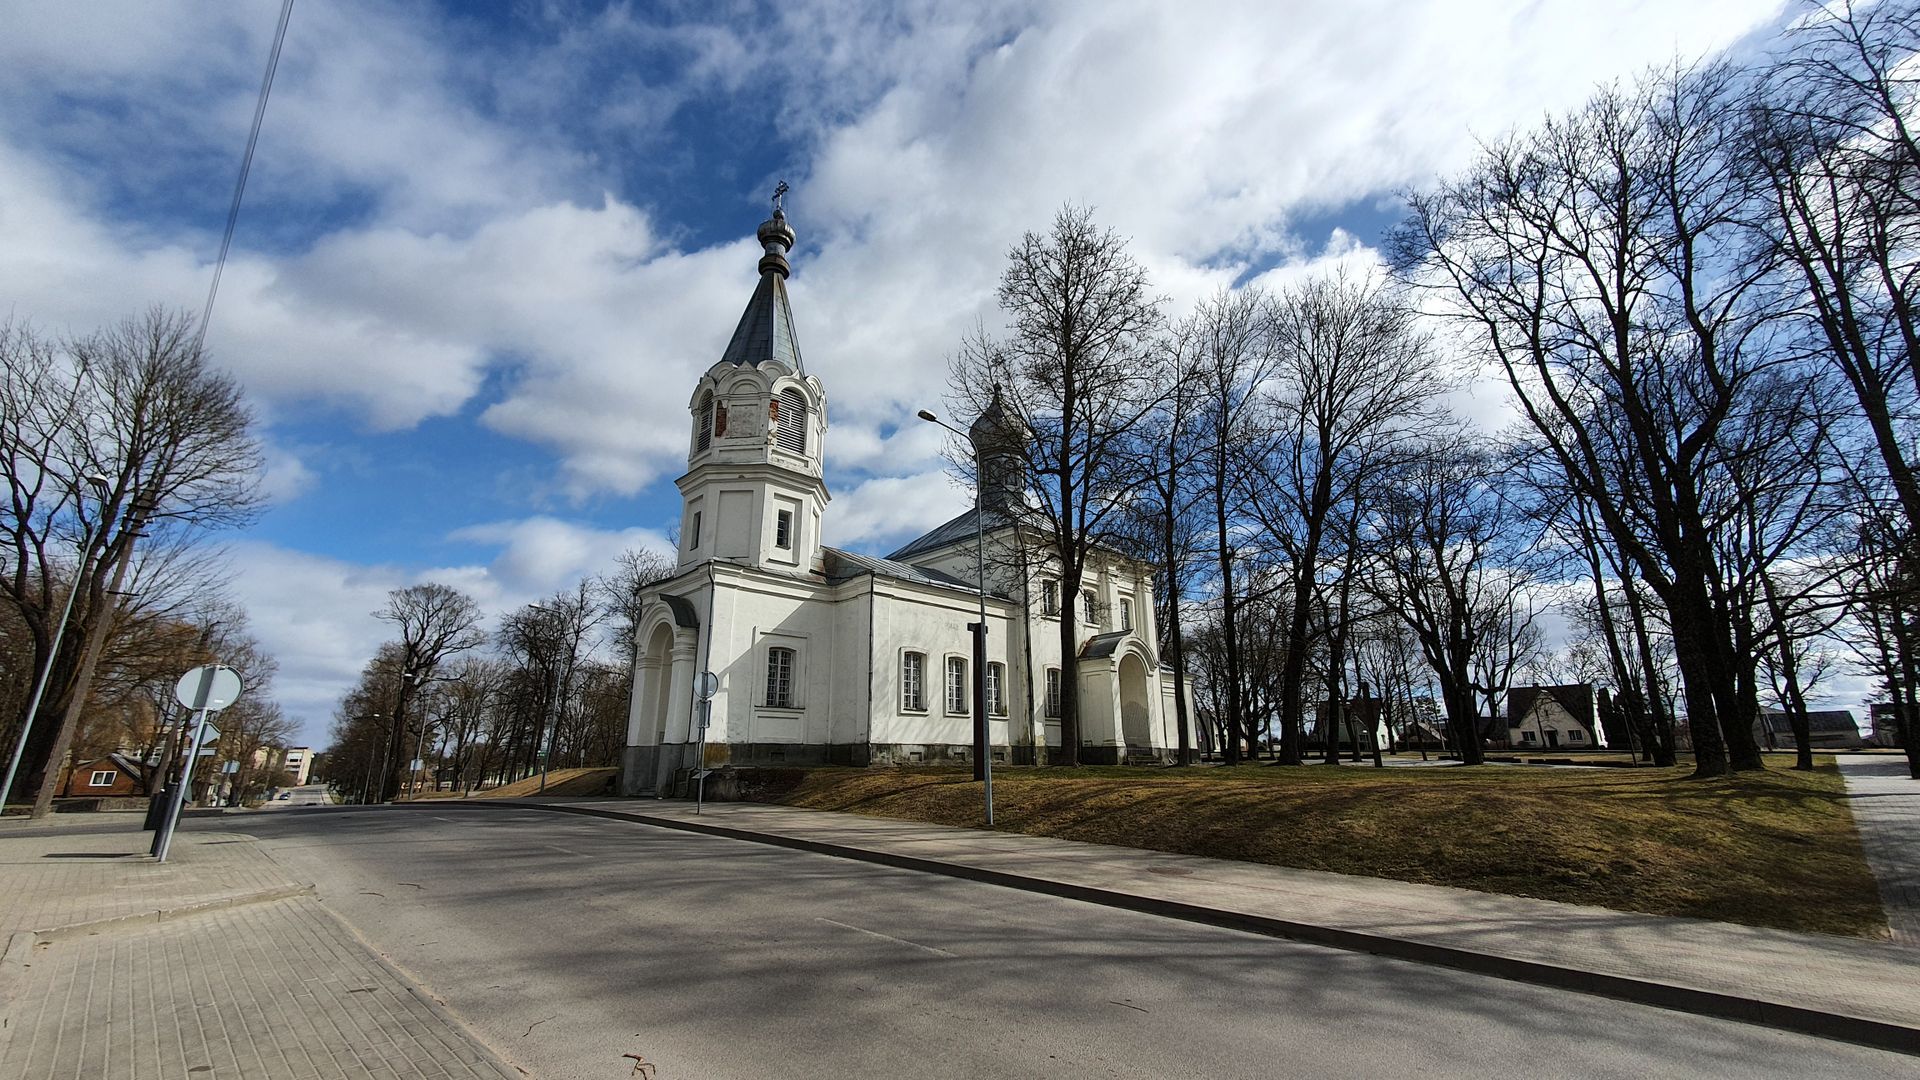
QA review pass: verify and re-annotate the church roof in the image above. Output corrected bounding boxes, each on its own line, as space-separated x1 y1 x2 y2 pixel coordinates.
884 506 1017 562
823 547 1005 597
717 268 805 371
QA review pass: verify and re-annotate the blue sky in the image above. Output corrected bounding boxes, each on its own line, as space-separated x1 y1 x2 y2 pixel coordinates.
1 0 1798 744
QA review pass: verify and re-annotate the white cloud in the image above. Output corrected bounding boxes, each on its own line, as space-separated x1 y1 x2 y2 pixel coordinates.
447 517 675 599
226 542 409 745
825 470 971 550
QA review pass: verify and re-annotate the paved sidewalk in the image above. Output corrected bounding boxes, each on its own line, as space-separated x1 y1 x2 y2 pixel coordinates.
463 795 1920 1053
0 819 297 936
0 819 518 1080
1839 755 1920 947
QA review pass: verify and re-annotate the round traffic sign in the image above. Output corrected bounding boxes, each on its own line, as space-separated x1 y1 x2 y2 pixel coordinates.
175 664 244 712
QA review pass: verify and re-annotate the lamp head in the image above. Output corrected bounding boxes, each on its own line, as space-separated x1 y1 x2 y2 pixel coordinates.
84 473 111 499
916 409 938 423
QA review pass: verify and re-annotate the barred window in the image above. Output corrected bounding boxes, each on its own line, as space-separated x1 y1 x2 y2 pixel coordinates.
766 647 796 708
776 387 808 455
1045 669 1061 719
902 652 926 712
946 656 968 715
987 662 1007 716
696 391 714 451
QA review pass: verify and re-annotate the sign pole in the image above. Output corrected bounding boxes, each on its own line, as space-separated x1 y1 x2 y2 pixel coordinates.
693 671 717 816
153 664 243 863
155 705 213 863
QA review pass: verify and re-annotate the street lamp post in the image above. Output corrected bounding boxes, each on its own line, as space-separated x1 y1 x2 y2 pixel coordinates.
917 408 992 826
1 475 112 811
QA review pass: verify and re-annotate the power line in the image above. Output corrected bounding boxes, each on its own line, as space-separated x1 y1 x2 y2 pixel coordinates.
195 0 296 357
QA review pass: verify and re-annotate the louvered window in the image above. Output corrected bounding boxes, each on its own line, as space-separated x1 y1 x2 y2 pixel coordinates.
696 391 714 451
776 387 808 455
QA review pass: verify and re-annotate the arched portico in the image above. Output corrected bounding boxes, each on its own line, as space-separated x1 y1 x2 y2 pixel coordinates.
1119 652 1152 752
622 599 700 795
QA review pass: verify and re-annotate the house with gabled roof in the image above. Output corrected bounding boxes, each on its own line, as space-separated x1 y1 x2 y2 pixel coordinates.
1505 684 1604 751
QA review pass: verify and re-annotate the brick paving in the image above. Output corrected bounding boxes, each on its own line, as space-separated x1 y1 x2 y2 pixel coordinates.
1839 755 1920 948
0 818 519 1080
0 819 294 936
2 895 518 1080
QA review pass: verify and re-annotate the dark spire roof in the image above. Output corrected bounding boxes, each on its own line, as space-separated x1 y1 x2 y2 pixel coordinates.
968 384 1027 512
718 189 804 372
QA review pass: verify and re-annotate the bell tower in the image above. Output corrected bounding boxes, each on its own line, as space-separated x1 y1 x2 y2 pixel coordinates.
675 187 829 575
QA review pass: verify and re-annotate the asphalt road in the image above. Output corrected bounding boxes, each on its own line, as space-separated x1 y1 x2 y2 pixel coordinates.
236 806 1914 1080
276 783 332 807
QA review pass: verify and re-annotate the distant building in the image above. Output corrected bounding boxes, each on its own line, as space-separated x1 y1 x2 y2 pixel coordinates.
281 747 313 786
1756 709 1864 751
1505 685 1603 750
61 753 149 798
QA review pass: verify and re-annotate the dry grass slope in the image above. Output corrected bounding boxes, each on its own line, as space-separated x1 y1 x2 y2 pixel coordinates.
747 760 1885 937
410 767 618 800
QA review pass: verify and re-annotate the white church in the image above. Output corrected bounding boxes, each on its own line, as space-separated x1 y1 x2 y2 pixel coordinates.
621 199 1185 794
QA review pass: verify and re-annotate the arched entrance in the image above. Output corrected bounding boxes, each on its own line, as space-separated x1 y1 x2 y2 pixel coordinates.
1119 653 1152 752
643 622 676 744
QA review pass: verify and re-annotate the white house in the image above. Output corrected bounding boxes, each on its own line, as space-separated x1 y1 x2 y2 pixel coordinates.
621 201 1184 795
1505 685 1604 750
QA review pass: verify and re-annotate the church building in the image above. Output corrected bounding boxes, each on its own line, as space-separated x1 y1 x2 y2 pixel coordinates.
621 199 1184 795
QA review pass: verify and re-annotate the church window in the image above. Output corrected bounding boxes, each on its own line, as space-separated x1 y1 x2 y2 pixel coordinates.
1045 669 1061 718
1040 579 1058 616
766 647 796 708
1083 589 1098 626
696 391 714 451
776 387 808 455
776 510 793 550
689 511 702 550
902 652 926 712
987 662 1007 716
946 656 968 715
1119 593 1133 632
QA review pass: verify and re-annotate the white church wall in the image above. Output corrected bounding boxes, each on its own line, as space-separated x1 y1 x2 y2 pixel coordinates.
867 582 1017 758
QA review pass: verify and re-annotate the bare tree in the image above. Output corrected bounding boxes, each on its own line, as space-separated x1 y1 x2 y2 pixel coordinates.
1392 63 1791 777
947 205 1166 765
1186 288 1281 763
2 309 262 814
1245 271 1443 765
373 584 483 801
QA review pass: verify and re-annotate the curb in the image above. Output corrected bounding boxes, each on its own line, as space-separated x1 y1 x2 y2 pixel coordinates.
32 883 317 943
307 900 526 1079
435 799 1920 1057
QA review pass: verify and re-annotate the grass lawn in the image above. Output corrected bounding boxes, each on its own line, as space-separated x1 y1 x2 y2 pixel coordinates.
743 758 1886 938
